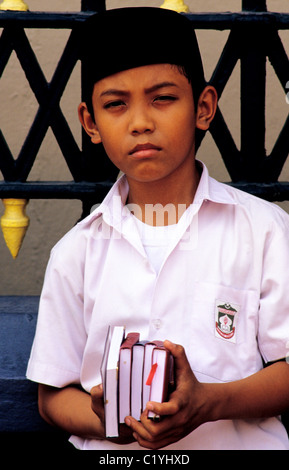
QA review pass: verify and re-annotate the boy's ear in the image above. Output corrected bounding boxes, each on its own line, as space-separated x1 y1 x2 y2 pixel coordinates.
196 86 218 131
78 102 102 144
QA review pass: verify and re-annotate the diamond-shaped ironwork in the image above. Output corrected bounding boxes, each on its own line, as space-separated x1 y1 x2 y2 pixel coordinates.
199 23 289 184
0 6 288 204
0 25 82 182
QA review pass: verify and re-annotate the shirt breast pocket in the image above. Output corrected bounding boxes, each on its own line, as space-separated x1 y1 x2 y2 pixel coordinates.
184 282 261 383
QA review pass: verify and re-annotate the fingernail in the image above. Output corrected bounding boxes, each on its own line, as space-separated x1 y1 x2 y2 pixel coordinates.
125 417 131 426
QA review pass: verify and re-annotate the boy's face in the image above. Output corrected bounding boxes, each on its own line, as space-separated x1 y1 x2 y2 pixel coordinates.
79 64 215 186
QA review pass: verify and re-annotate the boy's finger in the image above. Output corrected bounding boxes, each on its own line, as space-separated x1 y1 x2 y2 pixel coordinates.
90 383 103 398
90 384 105 422
146 398 180 417
164 340 193 376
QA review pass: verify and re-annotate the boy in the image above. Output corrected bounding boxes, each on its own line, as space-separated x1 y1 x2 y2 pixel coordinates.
26 7 289 450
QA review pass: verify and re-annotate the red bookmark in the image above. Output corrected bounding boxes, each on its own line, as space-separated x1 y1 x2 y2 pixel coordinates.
146 363 158 386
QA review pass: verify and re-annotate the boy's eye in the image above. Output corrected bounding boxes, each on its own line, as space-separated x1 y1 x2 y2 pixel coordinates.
153 95 177 103
103 100 126 110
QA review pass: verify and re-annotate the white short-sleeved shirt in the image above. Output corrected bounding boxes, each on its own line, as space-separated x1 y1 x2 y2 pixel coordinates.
26 162 289 450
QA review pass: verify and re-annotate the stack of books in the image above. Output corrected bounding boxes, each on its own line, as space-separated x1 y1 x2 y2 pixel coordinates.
101 326 174 437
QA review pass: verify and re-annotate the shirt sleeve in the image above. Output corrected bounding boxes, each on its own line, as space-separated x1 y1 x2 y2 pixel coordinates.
26 231 87 388
258 207 289 364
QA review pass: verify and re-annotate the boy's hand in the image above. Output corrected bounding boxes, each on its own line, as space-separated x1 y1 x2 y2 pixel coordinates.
90 384 105 428
124 340 209 449
90 383 135 445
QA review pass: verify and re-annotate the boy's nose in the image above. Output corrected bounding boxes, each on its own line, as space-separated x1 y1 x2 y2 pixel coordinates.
128 107 155 135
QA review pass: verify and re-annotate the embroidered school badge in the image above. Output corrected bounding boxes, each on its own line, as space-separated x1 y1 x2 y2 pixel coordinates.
215 300 240 343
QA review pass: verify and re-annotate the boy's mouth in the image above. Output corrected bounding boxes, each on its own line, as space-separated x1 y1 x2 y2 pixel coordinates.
129 143 161 159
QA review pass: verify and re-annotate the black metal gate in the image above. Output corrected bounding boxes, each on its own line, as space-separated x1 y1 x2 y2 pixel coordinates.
0 0 288 208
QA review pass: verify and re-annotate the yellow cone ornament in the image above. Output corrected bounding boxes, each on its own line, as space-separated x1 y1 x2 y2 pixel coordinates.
0 2 30 258
0 0 29 11
1 199 30 258
160 0 190 13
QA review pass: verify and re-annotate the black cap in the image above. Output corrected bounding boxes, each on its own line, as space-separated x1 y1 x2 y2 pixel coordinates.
80 7 206 108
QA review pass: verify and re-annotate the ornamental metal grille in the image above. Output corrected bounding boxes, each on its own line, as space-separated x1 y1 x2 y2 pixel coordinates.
0 0 288 208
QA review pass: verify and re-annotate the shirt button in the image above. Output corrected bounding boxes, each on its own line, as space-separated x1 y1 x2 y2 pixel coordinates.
152 318 162 330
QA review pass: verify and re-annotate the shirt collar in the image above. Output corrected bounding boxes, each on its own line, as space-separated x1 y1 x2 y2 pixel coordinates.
78 174 129 229
79 160 237 228
194 161 238 206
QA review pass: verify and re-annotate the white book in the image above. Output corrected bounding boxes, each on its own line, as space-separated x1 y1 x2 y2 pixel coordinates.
130 341 147 420
118 332 140 423
101 325 125 437
142 341 163 411
148 345 174 420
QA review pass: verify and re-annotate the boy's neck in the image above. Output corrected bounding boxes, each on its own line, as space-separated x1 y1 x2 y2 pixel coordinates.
126 161 201 226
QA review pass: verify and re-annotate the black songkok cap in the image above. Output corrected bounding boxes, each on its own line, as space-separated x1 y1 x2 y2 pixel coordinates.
80 7 206 108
